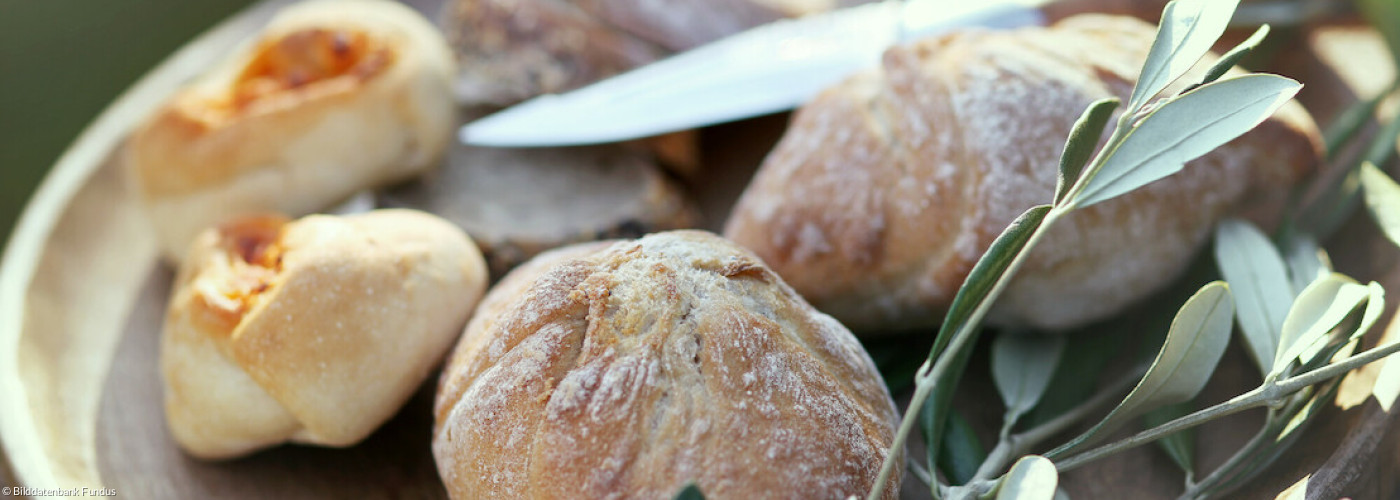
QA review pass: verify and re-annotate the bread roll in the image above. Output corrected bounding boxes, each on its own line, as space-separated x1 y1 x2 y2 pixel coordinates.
162 209 487 459
433 231 900 499
441 0 872 105
379 127 699 278
723 15 1323 333
125 0 455 263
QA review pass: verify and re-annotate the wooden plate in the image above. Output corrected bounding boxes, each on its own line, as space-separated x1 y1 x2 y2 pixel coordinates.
1 1 1397 498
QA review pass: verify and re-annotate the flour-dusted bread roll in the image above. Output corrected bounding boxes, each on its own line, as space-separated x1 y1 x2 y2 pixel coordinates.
125 0 455 263
433 231 900 499
724 15 1323 333
162 209 487 459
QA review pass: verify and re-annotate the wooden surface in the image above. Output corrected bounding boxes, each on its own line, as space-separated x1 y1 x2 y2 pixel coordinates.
1 1 1398 499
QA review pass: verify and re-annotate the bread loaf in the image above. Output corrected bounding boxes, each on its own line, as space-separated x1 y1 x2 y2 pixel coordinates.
723 15 1323 333
125 0 455 263
432 231 900 499
162 209 487 459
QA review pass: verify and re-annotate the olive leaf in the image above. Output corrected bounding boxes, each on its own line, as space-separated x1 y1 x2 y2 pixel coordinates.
672 482 703 500
1281 233 1329 295
930 205 1053 362
1271 274 1371 377
992 333 1065 434
1373 335 1400 412
1365 112 1400 167
1128 0 1242 111
992 456 1058 500
1322 93 1385 159
1024 330 1126 427
932 410 987 485
1360 162 1400 249
1046 282 1234 458
1073 75 1302 208
1055 98 1120 205
1143 402 1196 475
1198 24 1269 86
1213 218 1293 376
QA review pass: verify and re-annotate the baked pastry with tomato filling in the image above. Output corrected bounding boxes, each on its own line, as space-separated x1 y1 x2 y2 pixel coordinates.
125 0 455 263
162 209 487 459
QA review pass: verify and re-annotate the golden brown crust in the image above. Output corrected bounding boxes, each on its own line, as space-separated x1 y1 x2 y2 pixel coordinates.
723 15 1323 333
162 209 488 459
432 231 900 499
125 0 456 263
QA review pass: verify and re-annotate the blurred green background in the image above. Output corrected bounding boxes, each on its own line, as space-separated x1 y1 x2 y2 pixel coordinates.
0 0 257 247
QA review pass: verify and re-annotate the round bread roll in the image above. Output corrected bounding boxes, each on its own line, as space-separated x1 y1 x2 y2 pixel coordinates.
432 231 901 499
723 15 1323 333
162 209 488 459
125 0 455 263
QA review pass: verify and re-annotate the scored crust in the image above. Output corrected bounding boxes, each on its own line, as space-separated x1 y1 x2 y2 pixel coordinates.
432 231 900 499
723 15 1323 333
162 209 488 459
124 0 456 263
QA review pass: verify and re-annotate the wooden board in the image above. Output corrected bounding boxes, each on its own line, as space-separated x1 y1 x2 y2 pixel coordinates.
1 1 1397 499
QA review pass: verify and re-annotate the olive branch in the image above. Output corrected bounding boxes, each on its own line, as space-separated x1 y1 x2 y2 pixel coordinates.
862 0 1400 498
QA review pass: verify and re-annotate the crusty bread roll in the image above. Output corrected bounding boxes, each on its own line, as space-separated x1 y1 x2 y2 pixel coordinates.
125 0 455 263
442 0 872 105
380 120 699 277
724 15 1323 333
433 231 900 499
162 209 487 459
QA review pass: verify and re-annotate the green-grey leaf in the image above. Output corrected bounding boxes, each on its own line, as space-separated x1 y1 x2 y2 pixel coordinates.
929 205 1053 362
1272 274 1370 376
672 482 704 500
995 456 1058 500
992 333 1065 430
1373 337 1400 412
1281 233 1329 295
1360 162 1400 249
934 410 987 485
1128 0 1243 111
1322 92 1384 159
1199 24 1269 86
1046 282 1234 458
1365 110 1400 167
1300 282 1385 366
1074 75 1301 208
1143 402 1196 475
1055 97 1120 205
1213 218 1292 376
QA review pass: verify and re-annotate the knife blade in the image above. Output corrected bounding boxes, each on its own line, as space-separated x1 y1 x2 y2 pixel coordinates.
460 0 1052 147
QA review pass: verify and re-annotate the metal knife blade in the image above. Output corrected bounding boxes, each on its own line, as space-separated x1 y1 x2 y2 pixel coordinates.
461 0 1050 147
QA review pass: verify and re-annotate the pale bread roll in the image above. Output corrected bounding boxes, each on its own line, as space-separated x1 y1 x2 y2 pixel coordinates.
432 231 900 499
723 15 1323 333
125 0 455 263
162 209 487 459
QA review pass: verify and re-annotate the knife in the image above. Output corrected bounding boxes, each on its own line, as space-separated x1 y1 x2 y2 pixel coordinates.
460 0 1054 147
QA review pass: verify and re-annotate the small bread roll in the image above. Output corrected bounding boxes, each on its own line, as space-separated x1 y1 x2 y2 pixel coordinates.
162 209 487 459
125 0 455 263
432 231 900 499
724 15 1323 333
380 133 699 278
